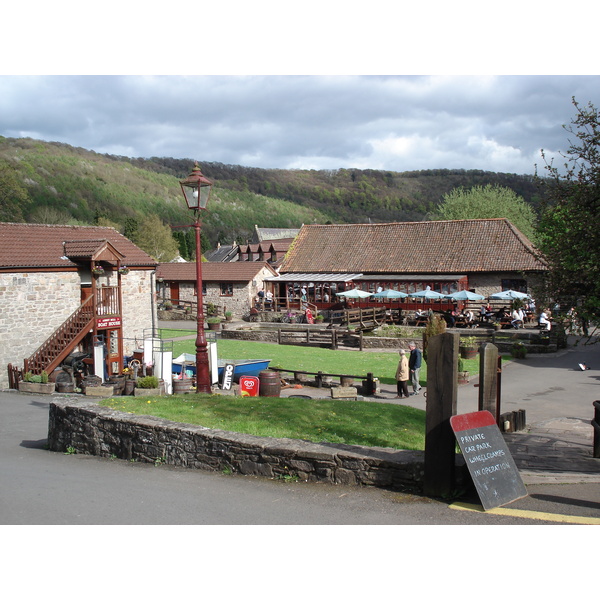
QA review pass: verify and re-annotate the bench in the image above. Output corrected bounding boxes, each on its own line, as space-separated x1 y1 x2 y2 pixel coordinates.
268 367 376 392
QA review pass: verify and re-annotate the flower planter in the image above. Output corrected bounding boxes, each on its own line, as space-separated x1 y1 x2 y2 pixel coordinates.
458 372 470 385
459 346 478 359
207 322 221 331
85 385 115 397
134 387 161 397
19 381 55 394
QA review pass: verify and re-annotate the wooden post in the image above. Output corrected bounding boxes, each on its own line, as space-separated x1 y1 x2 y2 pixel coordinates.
478 342 499 418
424 332 458 498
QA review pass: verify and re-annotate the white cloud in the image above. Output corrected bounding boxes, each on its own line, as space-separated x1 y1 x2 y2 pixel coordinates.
1 75 599 174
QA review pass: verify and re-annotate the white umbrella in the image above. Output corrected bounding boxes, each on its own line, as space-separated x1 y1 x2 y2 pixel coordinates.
444 290 486 301
336 289 373 299
408 289 446 299
371 289 409 299
489 290 530 300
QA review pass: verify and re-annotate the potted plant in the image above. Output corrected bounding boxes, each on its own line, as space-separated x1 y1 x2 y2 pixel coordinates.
133 375 161 396
224 311 233 322
538 333 550 345
457 358 470 385
459 336 478 359
207 316 222 330
91 265 105 276
511 341 527 359
118 266 129 275
19 370 55 394
315 314 325 324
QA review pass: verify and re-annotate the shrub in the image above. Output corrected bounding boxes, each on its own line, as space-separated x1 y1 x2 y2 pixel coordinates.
459 335 477 347
511 342 527 359
137 375 159 389
41 370 49 383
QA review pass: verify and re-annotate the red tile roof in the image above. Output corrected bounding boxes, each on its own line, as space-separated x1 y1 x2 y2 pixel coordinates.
280 219 547 274
156 261 278 282
0 222 157 269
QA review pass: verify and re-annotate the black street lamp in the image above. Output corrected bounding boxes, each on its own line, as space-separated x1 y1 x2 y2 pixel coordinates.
179 163 214 393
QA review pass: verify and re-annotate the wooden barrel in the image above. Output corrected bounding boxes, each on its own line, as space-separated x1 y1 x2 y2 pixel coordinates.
108 375 126 395
56 382 74 393
259 370 281 397
124 379 136 395
173 380 193 394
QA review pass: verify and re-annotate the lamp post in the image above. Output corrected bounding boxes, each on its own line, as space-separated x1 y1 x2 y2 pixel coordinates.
179 163 213 393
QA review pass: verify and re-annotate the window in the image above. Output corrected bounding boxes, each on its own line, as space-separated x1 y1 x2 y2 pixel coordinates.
501 279 527 292
220 282 233 296
194 283 207 296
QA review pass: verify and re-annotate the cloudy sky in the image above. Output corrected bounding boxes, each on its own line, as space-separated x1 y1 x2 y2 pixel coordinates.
2 5 599 176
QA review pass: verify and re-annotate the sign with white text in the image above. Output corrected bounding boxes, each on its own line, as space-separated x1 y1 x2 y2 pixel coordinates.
451 411 527 511
221 363 235 391
97 317 121 329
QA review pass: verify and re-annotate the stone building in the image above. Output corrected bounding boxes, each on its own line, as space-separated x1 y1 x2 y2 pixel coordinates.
270 218 548 310
156 261 279 316
0 222 157 389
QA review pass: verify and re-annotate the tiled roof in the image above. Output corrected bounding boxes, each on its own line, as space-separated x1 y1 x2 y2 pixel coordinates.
0 222 157 269
156 261 278 282
280 219 547 274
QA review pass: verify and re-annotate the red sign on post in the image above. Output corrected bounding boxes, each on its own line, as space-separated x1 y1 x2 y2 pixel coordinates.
451 410 527 511
97 317 122 329
240 376 260 396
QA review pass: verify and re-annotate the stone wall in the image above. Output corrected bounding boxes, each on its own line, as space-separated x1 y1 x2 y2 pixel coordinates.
119 270 157 358
47 399 459 491
0 272 80 389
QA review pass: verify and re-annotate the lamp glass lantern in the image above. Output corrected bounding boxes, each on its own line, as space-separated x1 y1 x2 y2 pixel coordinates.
180 163 213 211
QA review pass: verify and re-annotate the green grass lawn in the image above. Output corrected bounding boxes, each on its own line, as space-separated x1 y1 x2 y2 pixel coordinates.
158 328 485 386
100 393 427 450
136 328 505 450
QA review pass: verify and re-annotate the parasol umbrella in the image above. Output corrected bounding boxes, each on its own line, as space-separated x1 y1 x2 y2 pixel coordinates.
371 289 409 299
408 289 446 299
336 289 373 299
489 290 530 300
444 290 485 301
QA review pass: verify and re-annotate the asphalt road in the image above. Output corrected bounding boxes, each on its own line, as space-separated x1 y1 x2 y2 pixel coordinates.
1 385 599 526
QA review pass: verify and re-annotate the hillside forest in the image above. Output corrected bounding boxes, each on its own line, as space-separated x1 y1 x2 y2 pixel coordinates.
0 136 547 259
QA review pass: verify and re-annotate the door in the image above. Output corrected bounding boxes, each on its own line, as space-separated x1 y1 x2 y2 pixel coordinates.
170 282 180 303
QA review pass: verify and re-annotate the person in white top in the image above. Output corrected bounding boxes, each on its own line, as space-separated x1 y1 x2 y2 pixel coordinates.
538 310 552 331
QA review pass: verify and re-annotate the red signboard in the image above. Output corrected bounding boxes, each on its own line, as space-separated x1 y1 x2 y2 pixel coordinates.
240 376 260 397
451 410 527 511
97 317 122 329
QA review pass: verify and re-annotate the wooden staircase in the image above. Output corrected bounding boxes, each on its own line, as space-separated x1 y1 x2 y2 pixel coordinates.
24 295 96 375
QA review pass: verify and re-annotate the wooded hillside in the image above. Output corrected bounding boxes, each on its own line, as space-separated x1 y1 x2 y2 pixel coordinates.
0 136 546 250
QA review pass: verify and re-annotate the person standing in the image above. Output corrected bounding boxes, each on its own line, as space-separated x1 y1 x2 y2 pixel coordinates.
408 342 422 396
395 349 410 398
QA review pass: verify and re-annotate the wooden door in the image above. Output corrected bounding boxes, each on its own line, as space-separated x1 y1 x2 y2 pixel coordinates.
170 282 180 303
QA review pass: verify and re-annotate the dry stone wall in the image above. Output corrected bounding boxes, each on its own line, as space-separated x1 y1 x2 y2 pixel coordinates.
47 399 437 491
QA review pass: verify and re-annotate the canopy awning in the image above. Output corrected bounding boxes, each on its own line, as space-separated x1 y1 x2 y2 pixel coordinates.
264 273 363 282
355 274 467 281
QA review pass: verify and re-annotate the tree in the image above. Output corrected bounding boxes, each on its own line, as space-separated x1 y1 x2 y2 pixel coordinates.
0 161 31 222
435 184 538 240
536 98 600 327
135 214 180 262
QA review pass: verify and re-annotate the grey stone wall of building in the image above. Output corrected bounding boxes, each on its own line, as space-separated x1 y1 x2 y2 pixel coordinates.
47 399 438 491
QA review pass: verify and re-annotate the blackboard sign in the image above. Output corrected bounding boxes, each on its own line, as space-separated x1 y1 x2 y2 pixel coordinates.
451 410 527 511
221 363 235 391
